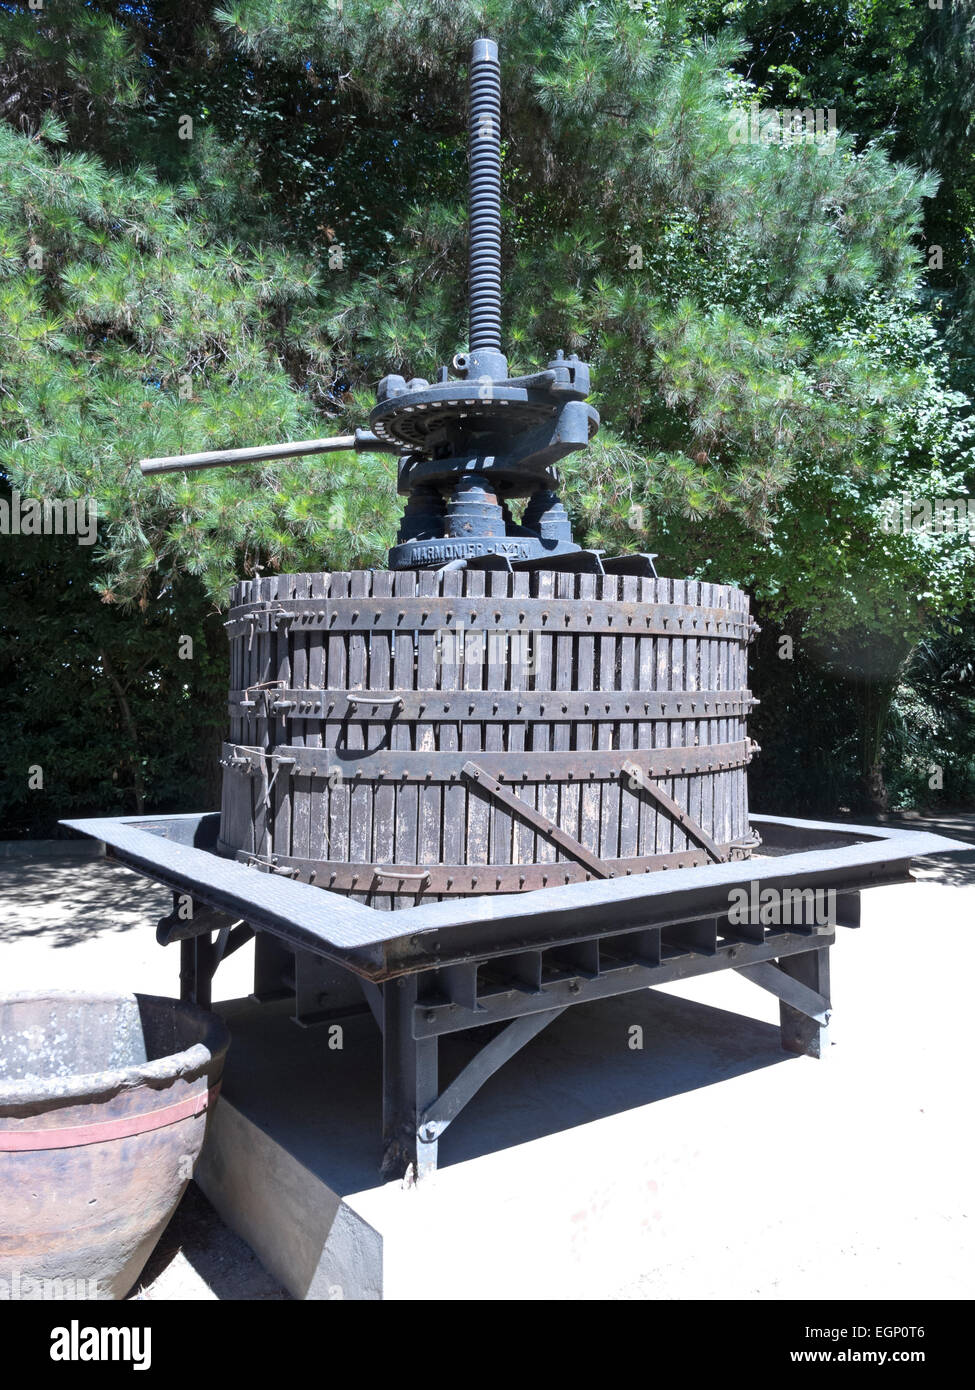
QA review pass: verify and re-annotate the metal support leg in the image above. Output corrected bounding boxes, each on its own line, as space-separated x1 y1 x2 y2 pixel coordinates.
777 944 831 1058
359 978 384 1031
381 976 438 1181
180 932 214 1008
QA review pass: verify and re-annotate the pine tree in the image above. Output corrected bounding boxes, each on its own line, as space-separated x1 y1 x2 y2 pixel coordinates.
2 0 972 820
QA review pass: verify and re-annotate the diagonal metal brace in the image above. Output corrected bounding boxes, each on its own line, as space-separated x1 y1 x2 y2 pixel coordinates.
157 899 233 946
419 1007 567 1141
620 759 725 862
462 760 614 877
735 960 831 1024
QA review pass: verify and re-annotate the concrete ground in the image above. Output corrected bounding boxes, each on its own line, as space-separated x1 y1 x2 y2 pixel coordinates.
1 814 973 1300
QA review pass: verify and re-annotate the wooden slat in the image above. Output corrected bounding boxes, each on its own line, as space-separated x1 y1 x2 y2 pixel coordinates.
416 568 442 903
598 573 620 861
617 574 639 861
653 578 671 857
668 579 686 855
289 574 311 864
687 580 703 855
554 571 576 863
463 569 489 870
254 575 274 859
306 569 328 862
370 570 395 898
325 573 351 867
223 580 243 855
697 580 711 855
509 572 533 866
717 582 729 846
347 570 371 900
636 575 655 858
533 570 556 865
486 570 512 869
440 567 464 875
273 575 294 863
392 569 419 909
577 571 599 863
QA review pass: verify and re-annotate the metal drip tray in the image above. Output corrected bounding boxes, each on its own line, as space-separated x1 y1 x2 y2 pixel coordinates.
62 811 962 979
62 810 966 1178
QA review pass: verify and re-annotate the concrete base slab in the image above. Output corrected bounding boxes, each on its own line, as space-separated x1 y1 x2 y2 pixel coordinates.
4 845 972 1300
196 869 975 1301
195 988 802 1300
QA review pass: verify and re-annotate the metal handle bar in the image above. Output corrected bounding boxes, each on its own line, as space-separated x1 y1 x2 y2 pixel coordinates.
139 428 402 475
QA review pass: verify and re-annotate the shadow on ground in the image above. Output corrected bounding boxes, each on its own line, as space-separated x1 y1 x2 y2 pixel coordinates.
445 991 791 1164
821 811 975 888
216 988 791 1196
912 848 975 887
130 1182 290 1301
0 860 167 947
885 812 975 887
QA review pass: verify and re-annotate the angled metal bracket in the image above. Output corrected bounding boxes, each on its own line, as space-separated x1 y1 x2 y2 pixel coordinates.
462 759 614 878
212 921 253 967
157 903 226 946
735 959 831 1024
418 1007 567 1142
620 760 725 862
602 552 659 579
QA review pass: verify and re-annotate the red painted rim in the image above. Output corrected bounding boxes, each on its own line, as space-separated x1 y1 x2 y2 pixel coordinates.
0 1082 221 1153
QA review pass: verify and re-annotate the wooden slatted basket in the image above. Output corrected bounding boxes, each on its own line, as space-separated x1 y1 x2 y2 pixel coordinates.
219 569 759 907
